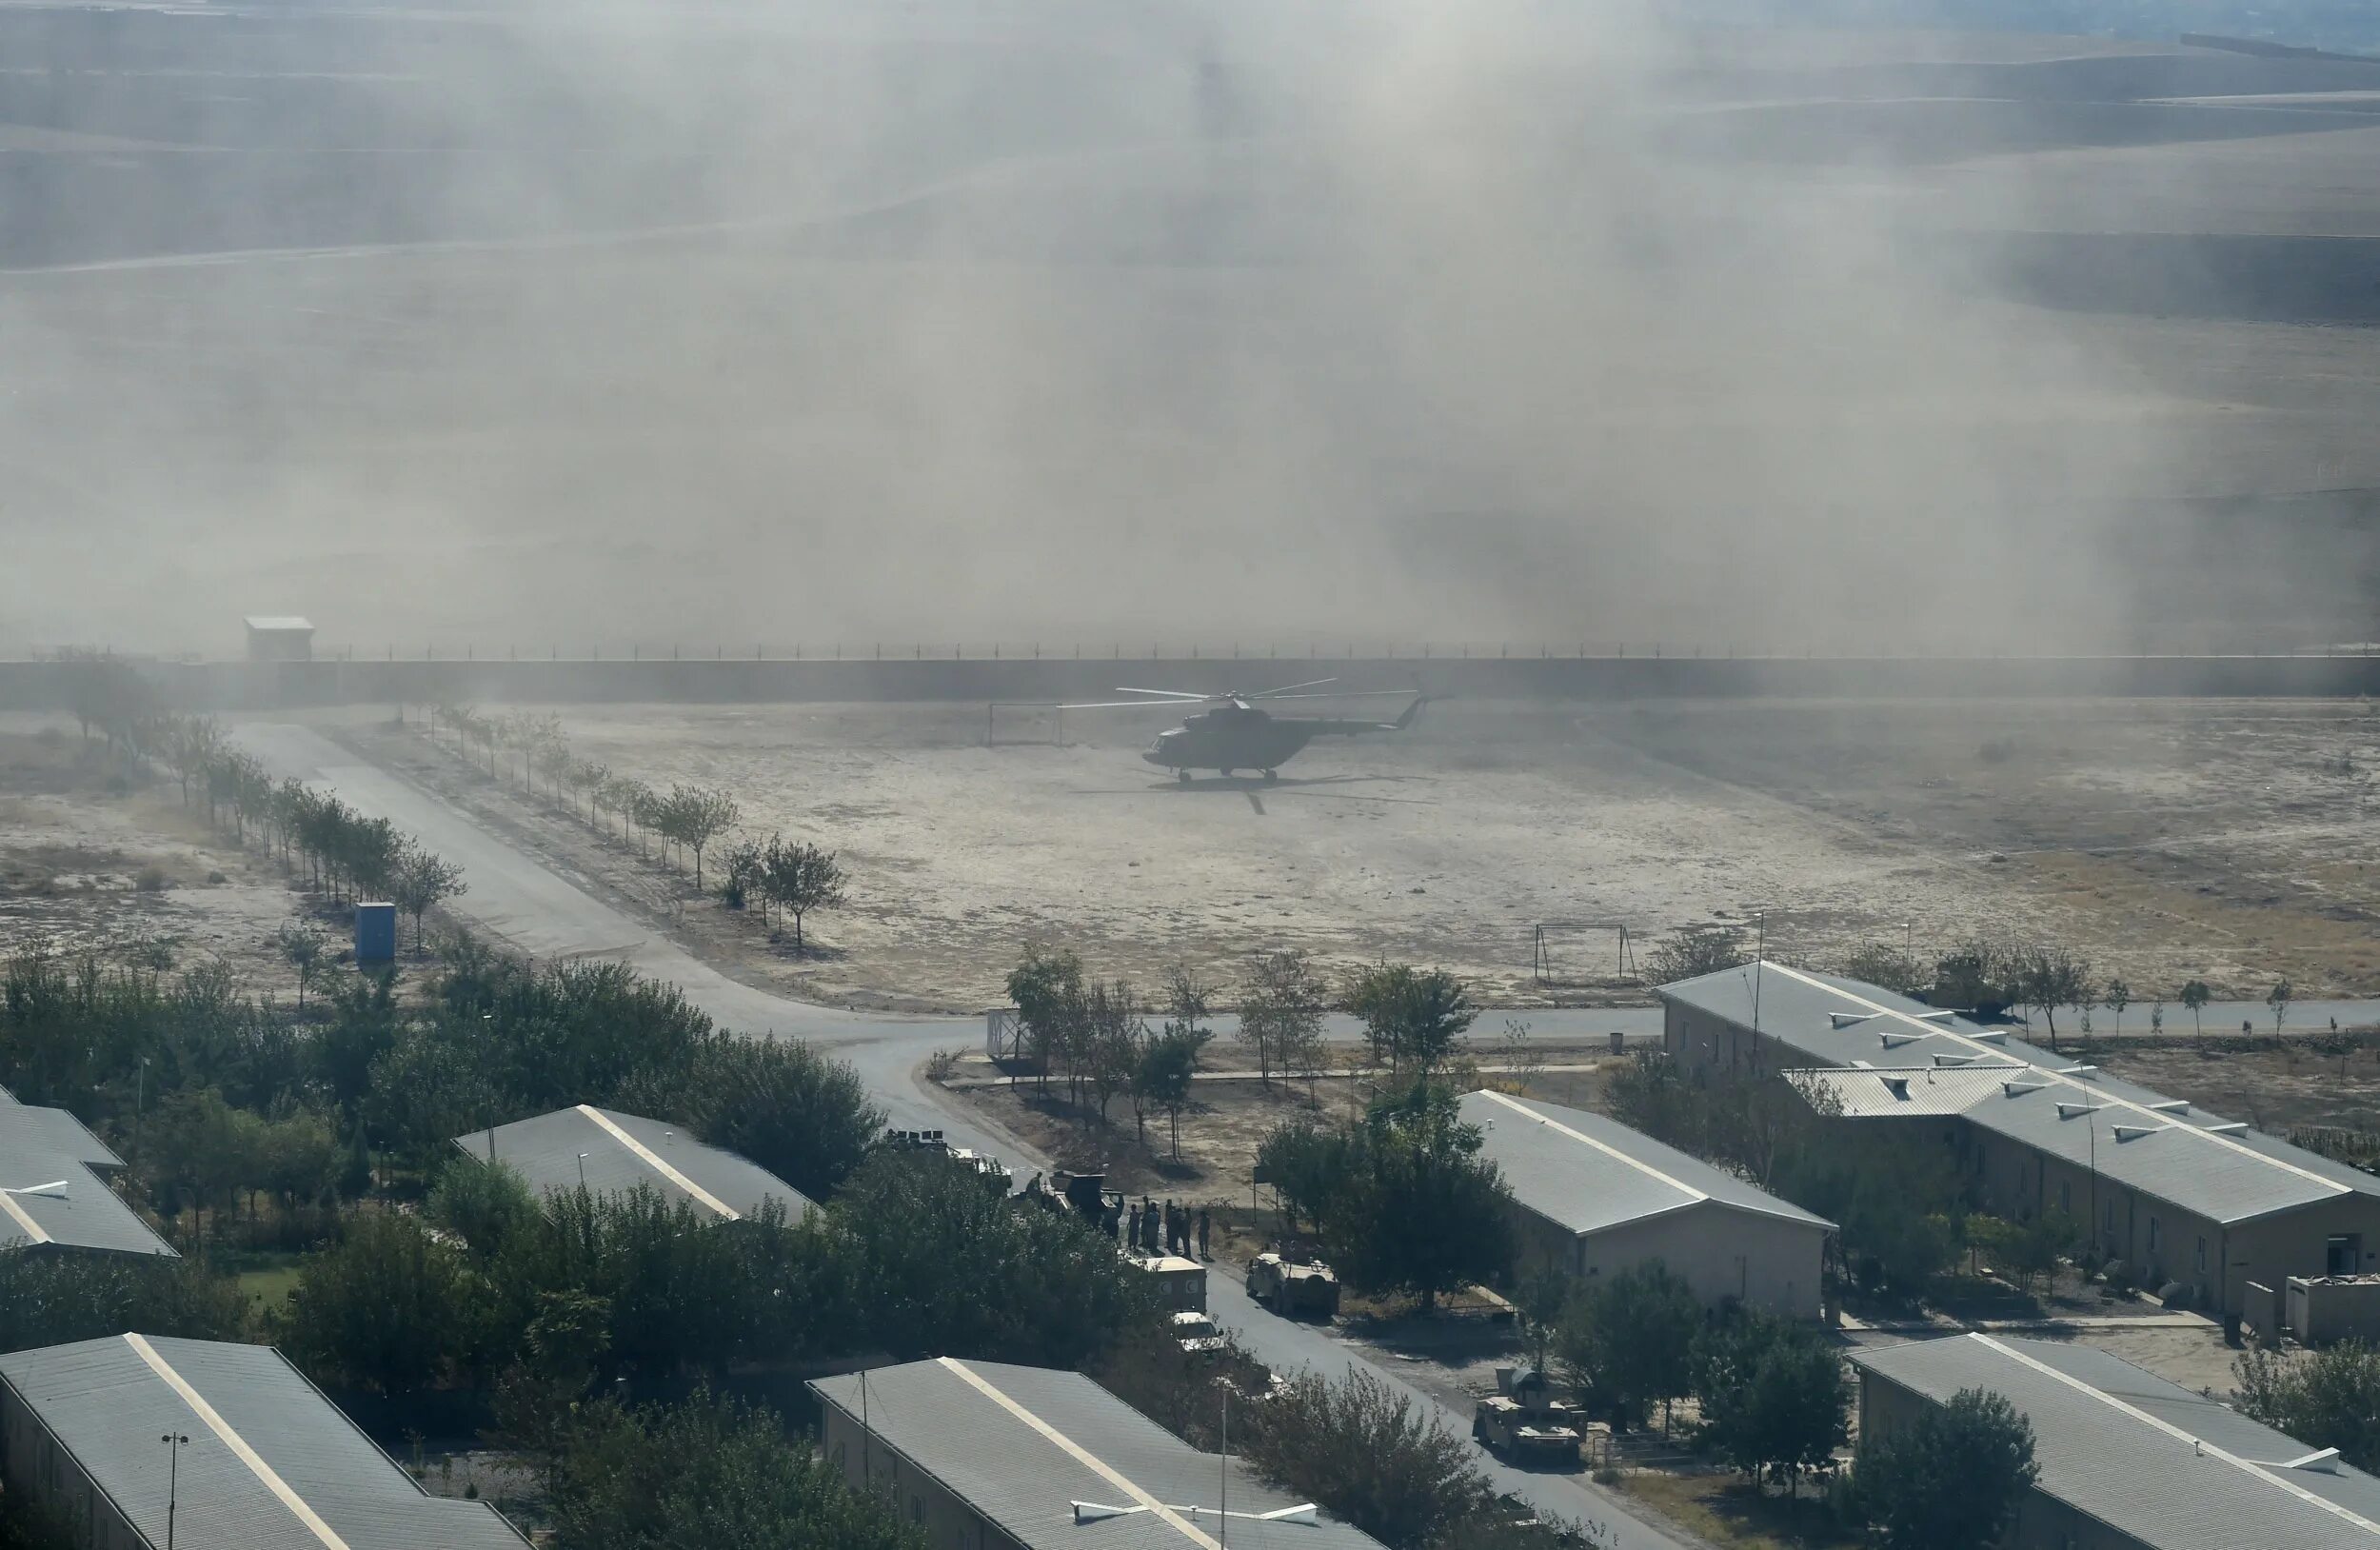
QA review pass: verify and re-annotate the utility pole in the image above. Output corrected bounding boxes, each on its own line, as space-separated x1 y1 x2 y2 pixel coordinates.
160 1432 188 1550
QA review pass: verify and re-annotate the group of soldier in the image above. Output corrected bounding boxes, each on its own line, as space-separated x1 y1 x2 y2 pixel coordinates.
1123 1196 1209 1261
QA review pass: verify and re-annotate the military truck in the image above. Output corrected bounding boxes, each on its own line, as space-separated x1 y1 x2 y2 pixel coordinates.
1471 1366 1582 1467
1247 1244 1340 1319
1133 1253 1209 1314
883 1127 1011 1194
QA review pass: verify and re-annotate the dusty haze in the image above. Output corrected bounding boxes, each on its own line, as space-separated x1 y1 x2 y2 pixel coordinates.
3 2 2378 656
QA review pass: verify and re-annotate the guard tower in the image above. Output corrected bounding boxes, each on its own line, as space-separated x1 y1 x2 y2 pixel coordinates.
243 617 315 663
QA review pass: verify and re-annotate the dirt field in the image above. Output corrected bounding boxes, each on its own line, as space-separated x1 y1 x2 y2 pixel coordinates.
338 696 2380 1012
2094 1040 2380 1136
0 725 311 991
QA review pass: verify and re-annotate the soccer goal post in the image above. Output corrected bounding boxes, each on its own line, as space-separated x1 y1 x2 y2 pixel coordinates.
1532 923 1636 984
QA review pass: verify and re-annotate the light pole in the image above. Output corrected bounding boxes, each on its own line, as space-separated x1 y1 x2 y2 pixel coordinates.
576 1153 588 1192
160 1432 188 1550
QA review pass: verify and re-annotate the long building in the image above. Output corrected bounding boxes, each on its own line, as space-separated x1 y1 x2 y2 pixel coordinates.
0 1085 175 1259
451 1104 814 1222
1852 1332 2380 1550
810 1359 1388 1550
0 1334 529 1549
1658 962 2380 1315
1460 1089 1833 1318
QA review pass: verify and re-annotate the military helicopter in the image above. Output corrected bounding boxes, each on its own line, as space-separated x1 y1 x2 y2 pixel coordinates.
1060 679 1425 782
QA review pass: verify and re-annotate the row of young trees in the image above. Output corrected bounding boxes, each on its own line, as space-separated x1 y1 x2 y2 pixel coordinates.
1659 921 2297 1050
1002 950 1211 1152
425 705 846 947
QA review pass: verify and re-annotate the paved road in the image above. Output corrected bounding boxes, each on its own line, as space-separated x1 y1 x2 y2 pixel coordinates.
236 723 1688 1549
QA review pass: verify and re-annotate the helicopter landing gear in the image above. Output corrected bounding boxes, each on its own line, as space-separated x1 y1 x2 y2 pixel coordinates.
1178 768 1191 785
1262 768 1279 783
1220 768 1235 778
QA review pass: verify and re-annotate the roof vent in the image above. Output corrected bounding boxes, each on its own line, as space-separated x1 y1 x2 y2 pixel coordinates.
1971 1031 2008 1045
2055 1064 2099 1079
2003 1081 2046 1098
2278 1448 2342 1474
1913 1011 1957 1024
2055 1102 2108 1120
1831 1013 1879 1029
2111 1124 2164 1143
2148 1100 2190 1114
1881 1078 1912 1102
1879 1032 1923 1049
2205 1122 2249 1136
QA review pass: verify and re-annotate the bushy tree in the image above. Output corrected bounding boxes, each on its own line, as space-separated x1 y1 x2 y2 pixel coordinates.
2234 1341 2380 1471
0 1250 244 1355
1240 949 1325 1087
1689 1310 1848 1490
389 845 466 951
1135 1024 1202 1158
763 839 845 950
1554 1261 1699 1430
1006 945 1083 1092
1857 1386 2038 1550
548 1390 924 1550
1238 1366 1491 1550
287 1211 492 1392
825 1149 1157 1367
1342 964 1474 1078
1261 1083 1514 1313
645 1033 883 1201
1645 924 1748 984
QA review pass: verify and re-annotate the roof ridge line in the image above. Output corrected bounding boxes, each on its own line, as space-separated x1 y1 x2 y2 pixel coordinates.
122 1334 353 1550
1969 1333 2380 1538
934 1359 1223 1549
1478 1089 1708 1205
574 1105 740 1222
1760 964 2346 1198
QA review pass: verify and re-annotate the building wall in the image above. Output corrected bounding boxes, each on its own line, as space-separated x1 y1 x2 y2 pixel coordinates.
819 1397 1023 1550
1512 1198 1825 1319
1858 1370 2150 1550
0 1382 145 1550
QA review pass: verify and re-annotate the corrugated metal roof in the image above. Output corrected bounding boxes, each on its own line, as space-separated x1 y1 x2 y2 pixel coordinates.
1851 1333 2380 1548
452 1105 814 1222
0 1336 529 1549
810 1361 1388 1550
1664 963 2380 1225
0 1101 172 1257
1459 1090 1833 1238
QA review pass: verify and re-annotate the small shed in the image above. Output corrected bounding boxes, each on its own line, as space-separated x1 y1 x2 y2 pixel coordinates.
242 616 315 662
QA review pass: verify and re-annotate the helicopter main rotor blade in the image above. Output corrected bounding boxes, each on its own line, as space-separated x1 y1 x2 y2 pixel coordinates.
1244 689 1414 701
1244 677 1339 698
1109 687 1212 701
1055 699 1200 711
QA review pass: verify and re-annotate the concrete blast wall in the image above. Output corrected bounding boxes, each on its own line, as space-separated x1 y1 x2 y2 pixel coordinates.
7 653 2380 712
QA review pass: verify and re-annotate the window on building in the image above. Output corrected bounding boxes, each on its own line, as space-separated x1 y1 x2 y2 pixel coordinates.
912 1498 922 1523
2059 1182 2071 1215
2104 1199 2115 1233
2149 1218 2160 1255
2196 1236 2208 1274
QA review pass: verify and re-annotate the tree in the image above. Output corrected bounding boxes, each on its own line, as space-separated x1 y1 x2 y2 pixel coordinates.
657 1035 883 1201
2180 979 2211 1040
1237 1366 1492 1550
1006 945 1084 1093
273 921 329 1010
1931 939 2023 1017
548 1390 925 1550
1136 1024 1201 1158
389 845 466 951
1690 1311 1849 1491
825 1149 1156 1368
1556 1261 1700 1432
2269 978 2294 1037
2104 977 2131 1039
2234 1341 2380 1472
716 837 764 909
166 716 224 809
664 786 739 891
1343 964 1475 1079
1081 980 1143 1123
762 839 845 951
1645 924 1748 984
1858 1386 2039 1550
1301 1083 1513 1313
2016 944 2092 1051
1842 941 1927 998
1240 949 1324 1088
287 1212 492 1392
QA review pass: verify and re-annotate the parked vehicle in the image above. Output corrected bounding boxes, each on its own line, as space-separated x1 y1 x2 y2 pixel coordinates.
1247 1245 1340 1319
1472 1366 1582 1467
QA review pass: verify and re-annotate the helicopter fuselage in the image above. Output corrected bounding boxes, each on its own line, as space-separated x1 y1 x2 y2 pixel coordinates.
1140 698 1421 778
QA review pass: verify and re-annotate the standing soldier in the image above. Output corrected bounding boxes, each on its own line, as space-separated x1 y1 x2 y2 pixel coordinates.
1197 1207 1211 1261
1126 1201 1142 1251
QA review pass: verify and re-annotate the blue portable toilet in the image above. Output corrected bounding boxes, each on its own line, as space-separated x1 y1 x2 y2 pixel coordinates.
355 902 398 964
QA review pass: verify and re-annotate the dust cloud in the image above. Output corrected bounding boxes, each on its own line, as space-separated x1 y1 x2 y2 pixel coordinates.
0 1 2370 657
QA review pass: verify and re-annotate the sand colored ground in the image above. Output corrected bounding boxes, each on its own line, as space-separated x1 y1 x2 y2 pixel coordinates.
333 695 2380 1015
